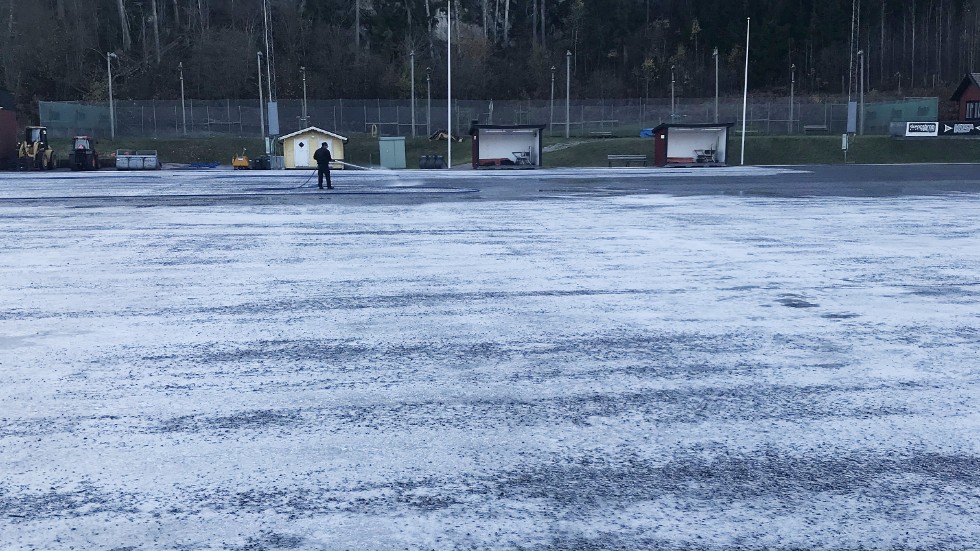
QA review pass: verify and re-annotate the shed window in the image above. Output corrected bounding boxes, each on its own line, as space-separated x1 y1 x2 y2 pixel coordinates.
967 101 980 120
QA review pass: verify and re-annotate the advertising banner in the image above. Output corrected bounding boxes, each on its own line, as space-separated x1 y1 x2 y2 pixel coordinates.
905 122 939 137
939 122 980 136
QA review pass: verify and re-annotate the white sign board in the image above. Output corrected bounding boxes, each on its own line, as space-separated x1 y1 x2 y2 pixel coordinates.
905 122 938 137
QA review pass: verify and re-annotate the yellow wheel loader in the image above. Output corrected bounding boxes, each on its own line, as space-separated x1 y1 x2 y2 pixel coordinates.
18 126 56 170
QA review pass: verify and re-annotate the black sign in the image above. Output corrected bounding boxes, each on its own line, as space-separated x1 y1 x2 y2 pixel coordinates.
939 122 980 136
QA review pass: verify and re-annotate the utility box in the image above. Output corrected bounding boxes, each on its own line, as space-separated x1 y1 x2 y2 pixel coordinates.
379 137 406 169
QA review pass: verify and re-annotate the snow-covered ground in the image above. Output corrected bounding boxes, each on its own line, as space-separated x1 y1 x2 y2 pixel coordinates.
1 171 978 550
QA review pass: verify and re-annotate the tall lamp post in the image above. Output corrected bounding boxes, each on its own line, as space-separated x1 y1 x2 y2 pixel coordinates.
549 65 556 135
107 52 117 140
300 65 308 127
446 1 452 169
410 50 416 138
789 63 795 134
426 67 432 137
713 48 719 124
857 50 865 135
670 64 676 120
178 61 187 135
740 17 750 166
565 50 572 138
261 0 275 156
257 52 265 141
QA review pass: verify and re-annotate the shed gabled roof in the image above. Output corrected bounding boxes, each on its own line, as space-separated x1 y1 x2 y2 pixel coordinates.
278 126 348 142
468 123 547 135
651 122 735 133
950 73 980 101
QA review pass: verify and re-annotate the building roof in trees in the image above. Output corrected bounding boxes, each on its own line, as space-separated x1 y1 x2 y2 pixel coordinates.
950 74 980 102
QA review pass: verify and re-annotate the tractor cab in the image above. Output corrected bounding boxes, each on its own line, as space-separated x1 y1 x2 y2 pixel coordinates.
68 135 100 171
73 136 92 151
25 126 48 147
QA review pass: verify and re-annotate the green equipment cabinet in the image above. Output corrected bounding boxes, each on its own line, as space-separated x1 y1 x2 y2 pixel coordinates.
378 136 407 169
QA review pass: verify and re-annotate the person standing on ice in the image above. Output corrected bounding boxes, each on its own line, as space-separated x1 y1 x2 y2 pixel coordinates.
313 142 334 189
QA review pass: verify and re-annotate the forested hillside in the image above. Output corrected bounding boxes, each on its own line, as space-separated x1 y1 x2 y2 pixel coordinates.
2 0 978 111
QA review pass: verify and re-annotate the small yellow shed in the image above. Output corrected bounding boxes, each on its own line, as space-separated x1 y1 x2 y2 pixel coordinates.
279 126 348 169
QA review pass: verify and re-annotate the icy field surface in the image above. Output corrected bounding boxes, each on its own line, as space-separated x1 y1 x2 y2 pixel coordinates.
1 175 979 549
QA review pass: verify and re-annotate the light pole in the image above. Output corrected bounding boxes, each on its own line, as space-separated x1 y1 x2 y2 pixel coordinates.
713 48 719 124
107 52 117 140
789 63 795 134
261 0 275 156
549 65 556 135
262 0 273 103
858 50 865 135
257 52 265 141
300 65 308 127
446 1 452 169
565 50 572 138
178 62 187 135
740 17 750 166
670 64 676 120
426 66 432 137
410 50 416 138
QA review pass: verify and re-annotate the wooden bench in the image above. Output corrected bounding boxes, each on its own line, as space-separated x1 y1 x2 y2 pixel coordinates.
590 131 613 138
803 124 829 134
607 154 648 167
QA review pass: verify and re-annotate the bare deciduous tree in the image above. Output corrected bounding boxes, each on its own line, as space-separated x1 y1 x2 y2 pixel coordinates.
117 0 133 51
151 0 161 63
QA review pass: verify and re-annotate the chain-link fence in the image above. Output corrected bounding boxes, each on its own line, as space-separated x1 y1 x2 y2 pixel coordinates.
40 97 938 140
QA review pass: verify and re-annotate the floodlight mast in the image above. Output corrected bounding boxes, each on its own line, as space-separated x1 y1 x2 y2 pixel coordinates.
107 52 117 140
446 1 452 169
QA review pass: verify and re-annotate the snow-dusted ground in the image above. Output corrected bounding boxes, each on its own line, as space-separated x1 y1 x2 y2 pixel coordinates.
1 170 979 550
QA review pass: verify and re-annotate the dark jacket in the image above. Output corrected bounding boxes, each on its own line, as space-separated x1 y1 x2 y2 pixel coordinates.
313 145 333 167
